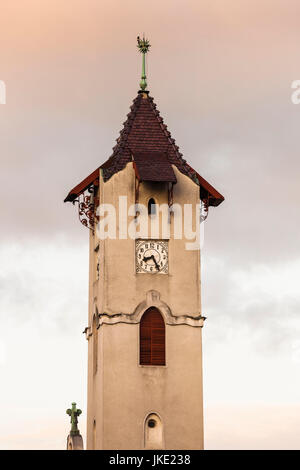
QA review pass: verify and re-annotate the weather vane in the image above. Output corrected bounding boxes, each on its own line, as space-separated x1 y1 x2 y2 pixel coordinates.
137 35 151 91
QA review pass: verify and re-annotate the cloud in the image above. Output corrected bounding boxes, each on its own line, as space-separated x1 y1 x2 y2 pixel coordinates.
0 0 300 449
0 240 87 450
0 238 88 331
204 404 300 450
202 255 300 354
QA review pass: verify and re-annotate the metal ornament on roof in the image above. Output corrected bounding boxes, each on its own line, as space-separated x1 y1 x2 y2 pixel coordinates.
137 35 151 91
200 197 209 223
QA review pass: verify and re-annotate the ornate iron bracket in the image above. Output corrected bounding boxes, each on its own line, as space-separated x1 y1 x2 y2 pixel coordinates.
73 184 99 232
200 197 209 223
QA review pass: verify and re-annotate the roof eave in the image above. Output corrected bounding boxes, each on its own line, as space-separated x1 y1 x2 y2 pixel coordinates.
64 168 100 203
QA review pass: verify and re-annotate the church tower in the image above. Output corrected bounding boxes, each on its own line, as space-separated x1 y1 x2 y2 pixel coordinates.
64 37 224 450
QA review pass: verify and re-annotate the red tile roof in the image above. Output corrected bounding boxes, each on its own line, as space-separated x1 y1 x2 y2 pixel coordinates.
64 168 99 203
64 91 224 206
133 152 177 183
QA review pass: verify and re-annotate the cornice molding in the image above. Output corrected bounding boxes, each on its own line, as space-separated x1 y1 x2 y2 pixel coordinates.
85 291 205 338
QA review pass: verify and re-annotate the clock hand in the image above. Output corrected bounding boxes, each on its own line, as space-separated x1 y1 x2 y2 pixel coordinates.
149 255 160 271
151 255 160 271
143 255 160 271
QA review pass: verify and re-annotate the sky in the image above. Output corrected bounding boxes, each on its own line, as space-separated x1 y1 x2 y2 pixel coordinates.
0 0 300 449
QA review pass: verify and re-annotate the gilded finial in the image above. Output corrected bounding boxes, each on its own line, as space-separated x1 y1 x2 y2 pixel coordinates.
66 402 82 436
137 35 151 91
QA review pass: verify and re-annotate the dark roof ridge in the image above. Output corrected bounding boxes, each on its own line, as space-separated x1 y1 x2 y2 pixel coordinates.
110 94 142 156
146 95 191 175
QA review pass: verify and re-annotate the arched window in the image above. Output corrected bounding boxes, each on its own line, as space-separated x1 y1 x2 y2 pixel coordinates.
140 307 165 365
144 413 164 449
148 198 156 216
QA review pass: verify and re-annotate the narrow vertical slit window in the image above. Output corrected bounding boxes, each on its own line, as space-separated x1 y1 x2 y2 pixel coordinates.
92 316 98 375
148 198 156 216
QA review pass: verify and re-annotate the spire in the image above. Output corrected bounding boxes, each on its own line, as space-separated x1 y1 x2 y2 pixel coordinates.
137 35 151 91
64 91 224 208
66 402 82 436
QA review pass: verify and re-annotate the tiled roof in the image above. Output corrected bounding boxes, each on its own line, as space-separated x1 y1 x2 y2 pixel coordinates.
133 151 177 183
101 91 195 182
64 168 99 202
64 91 224 206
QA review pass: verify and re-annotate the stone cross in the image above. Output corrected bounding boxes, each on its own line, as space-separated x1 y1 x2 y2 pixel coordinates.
66 402 82 436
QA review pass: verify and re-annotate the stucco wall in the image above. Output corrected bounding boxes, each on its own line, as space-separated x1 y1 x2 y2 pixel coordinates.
98 322 203 449
86 162 204 449
96 163 201 317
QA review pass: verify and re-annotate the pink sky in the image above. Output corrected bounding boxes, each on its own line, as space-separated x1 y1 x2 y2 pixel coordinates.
0 0 300 449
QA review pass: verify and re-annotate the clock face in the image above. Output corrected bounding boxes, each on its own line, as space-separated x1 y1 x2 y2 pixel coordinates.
136 240 168 274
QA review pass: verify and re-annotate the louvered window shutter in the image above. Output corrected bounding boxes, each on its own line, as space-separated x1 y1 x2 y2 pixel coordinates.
140 307 165 365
